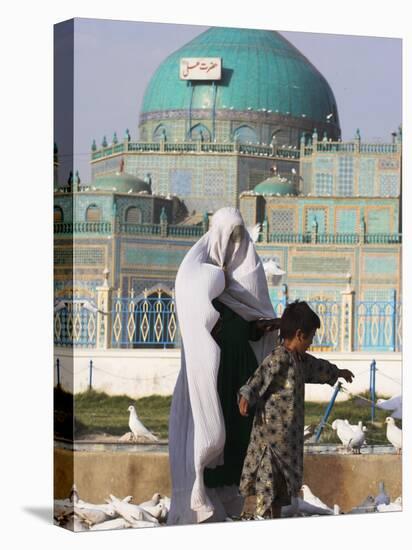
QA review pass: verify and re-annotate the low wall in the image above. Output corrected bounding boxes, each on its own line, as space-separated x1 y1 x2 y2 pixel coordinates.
54 348 402 401
54 448 402 514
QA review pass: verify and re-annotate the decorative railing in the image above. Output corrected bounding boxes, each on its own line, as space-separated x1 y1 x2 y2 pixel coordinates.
168 225 204 237
119 223 161 235
316 142 356 153
91 138 400 162
54 287 401 352
91 140 301 161
111 291 179 348
355 297 399 351
54 222 112 234
268 233 311 243
360 143 398 154
364 233 402 244
54 300 97 347
128 142 161 153
268 233 401 245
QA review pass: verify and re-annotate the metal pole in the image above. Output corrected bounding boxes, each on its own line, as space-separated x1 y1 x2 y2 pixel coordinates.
370 359 376 422
56 358 60 388
314 382 342 442
89 359 93 391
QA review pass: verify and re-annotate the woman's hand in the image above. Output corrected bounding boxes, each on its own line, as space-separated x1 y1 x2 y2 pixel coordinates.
239 395 249 416
255 318 281 333
338 369 355 383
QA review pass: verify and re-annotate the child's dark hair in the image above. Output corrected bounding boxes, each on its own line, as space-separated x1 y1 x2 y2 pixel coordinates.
280 300 320 339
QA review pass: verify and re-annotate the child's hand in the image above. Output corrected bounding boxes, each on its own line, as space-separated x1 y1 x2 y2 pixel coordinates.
239 395 249 416
338 369 355 383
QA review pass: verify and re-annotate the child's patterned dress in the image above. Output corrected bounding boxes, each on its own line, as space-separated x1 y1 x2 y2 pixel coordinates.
238 344 339 516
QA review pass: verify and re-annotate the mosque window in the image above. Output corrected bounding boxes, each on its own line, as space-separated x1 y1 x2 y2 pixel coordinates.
125 206 143 224
190 124 211 141
379 174 399 196
337 156 354 196
233 125 258 144
204 169 224 197
86 204 101 222
54 206 63 223
359 158 376 196
153 124 169 141
270 209 295 234
315 173 333 195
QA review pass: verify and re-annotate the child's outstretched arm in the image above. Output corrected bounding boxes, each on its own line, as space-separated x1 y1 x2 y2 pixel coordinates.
302 353 354 386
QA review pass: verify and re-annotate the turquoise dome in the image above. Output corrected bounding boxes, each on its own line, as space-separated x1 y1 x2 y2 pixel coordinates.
254 175 298 196
141 27 339 124
94 173 151 194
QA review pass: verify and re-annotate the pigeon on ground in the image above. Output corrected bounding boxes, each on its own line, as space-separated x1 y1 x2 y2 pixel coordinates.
377 395 402 419
301 484 333 513
106 494 159 524
138 493 162 509
385 417 402 453
332 419 355 448
281 497 333 518
348 423 367 454
127 405 158 442
89 518 132 530
377 500 402 512
374 481 390 506
348 495 376 514
74 507 110 527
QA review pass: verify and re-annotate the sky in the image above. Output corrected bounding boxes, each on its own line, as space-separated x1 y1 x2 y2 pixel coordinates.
56 18 402 184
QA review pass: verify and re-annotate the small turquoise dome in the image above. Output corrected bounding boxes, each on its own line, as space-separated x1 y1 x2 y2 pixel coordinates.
94 172 151 194
141 27 339 125
254 175 298 196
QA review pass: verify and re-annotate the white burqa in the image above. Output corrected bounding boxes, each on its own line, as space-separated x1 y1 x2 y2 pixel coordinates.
167 207 276 525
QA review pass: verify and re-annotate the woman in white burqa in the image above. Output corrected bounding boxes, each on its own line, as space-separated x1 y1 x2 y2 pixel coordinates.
167 207 279 525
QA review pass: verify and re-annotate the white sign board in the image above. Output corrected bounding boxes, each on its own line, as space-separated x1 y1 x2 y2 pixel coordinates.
180 57 222 80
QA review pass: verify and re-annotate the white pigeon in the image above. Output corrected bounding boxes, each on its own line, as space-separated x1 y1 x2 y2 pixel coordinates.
106 494 159 524
332 419 356 448
135 501 165 520
374 481 390 506
74 507 109 526
280 497 333 517
377 501 402 513
347 423 367 454
128 405 158 442
385 417 402 453
89 517 133 530
377 395 402 419
301 484 333 513
138 493 161 509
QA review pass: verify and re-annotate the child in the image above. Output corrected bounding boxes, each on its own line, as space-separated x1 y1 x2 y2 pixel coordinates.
238 300 354 519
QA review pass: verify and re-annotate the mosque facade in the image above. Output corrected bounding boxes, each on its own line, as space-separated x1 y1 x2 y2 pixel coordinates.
54 27 402 352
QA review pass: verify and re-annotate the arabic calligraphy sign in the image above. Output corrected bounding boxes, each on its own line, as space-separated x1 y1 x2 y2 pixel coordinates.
180 57 222 80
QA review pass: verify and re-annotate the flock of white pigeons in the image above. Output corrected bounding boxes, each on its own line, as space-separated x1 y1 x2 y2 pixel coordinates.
54 479 402 531
54 395 402 530
54 486 170 530
301 395 401 454
124 396 403 455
